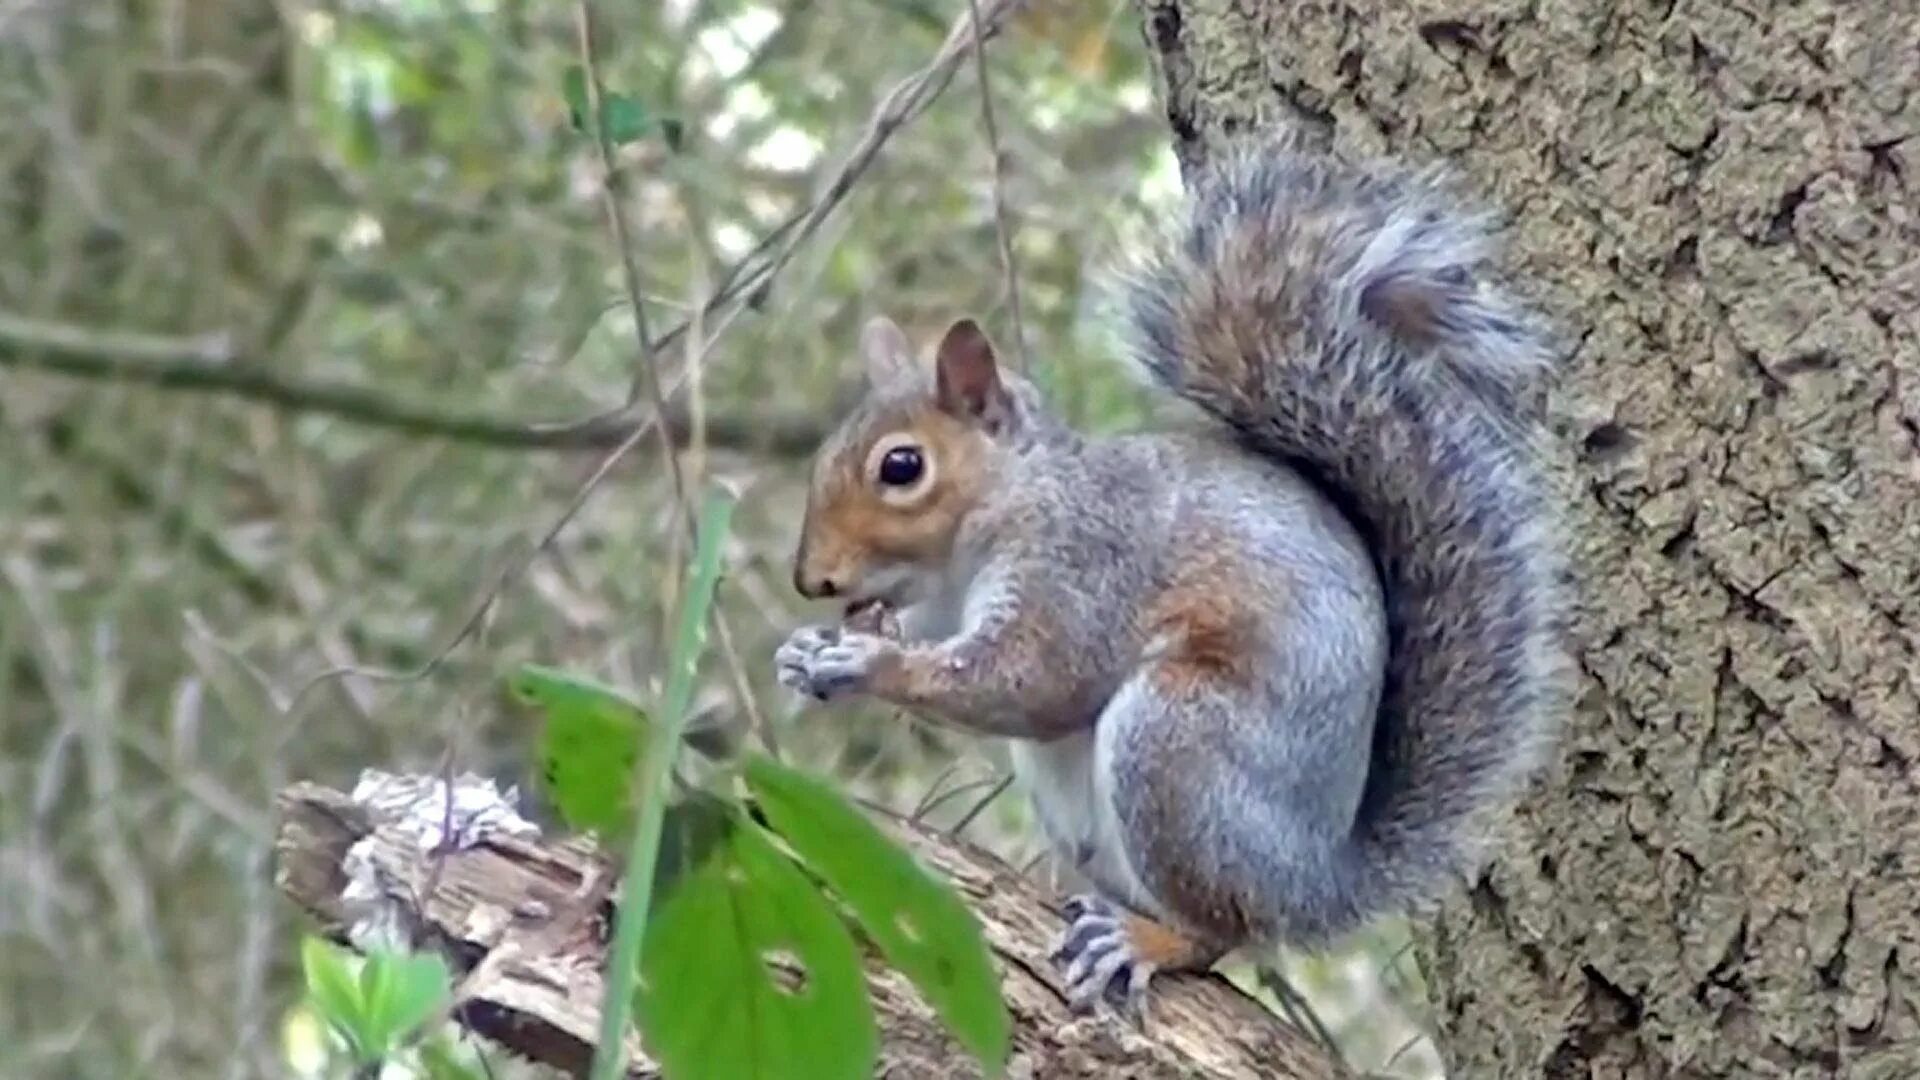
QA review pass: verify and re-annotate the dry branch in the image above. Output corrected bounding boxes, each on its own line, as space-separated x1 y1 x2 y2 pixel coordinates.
273 777 1333 1079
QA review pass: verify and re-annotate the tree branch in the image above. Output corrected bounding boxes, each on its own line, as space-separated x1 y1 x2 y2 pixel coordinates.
0 311 838 455
964 0 1029 372
273 775 1334 1079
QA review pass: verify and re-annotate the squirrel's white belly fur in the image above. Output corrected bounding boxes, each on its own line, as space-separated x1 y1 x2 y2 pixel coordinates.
1007 706 1157 917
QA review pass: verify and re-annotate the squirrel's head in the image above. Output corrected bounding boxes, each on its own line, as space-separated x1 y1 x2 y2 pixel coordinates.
791 314 1033 610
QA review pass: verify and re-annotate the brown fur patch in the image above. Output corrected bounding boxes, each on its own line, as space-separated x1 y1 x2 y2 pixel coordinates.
1139 533 1269 694
1122 914 1220 971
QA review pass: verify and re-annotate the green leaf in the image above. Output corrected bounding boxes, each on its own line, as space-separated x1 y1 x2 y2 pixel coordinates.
652 789 735 900
745 756 1011 1075
511 664 648 841
634 818 877 1080
510 664 648 719
359 950 452 1055
560 63 654 147
301 936 367 1060
600 94 651 146
561 65 589 129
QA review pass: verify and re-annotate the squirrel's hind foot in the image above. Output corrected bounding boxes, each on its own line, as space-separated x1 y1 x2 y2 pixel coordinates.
1050 894 1158 1019
1049 894 1222 1022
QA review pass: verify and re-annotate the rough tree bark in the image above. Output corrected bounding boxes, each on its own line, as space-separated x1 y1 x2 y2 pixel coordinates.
1137 0 1919 1076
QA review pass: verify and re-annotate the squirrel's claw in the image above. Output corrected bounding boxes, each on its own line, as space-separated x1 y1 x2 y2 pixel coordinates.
1049 894 1159 1021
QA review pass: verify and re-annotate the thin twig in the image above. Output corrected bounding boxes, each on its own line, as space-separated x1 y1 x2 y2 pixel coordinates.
279 419 655 718
712 591 777 757
273 260 780 732
575 0 695 693
964 0 1029 371
914 776 1001 822
647 0 1028 357
472 1040 500 1080
417 746 462 915
911 760 969 820
1255 964 1349 1075
1382 1032 1428 1074
573 2 659 409
673 268 775 759
1378 936 1417 989
112 725 270 842
576 0 691 507
225 759 284 1079
576 3 778 762
3 558 162 970
947 770 1014 837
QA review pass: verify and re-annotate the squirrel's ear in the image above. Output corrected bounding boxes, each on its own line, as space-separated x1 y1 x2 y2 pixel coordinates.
933 317 1009 427
860 315 919 389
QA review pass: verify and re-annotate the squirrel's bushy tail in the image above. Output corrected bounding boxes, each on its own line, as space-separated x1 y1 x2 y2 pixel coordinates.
1121 137 1573 925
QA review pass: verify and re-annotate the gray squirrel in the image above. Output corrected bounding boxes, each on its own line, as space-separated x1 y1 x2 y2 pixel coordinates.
775 136 1573 1016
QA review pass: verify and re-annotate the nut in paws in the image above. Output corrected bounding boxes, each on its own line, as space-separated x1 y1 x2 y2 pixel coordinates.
775 625 898 701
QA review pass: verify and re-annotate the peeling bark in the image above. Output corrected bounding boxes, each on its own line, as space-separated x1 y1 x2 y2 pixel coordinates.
1138 1 1920 1075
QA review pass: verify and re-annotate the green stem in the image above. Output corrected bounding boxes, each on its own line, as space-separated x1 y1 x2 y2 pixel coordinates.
589 489 736 1080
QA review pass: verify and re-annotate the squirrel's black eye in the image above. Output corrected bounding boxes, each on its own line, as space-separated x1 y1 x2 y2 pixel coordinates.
877 446 925 487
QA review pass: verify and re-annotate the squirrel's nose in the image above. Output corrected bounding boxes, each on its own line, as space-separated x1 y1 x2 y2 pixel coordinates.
794 568 841 600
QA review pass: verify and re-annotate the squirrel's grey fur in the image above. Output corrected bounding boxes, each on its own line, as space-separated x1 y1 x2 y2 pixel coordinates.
776 137 1572 1005
1115 136 1572 936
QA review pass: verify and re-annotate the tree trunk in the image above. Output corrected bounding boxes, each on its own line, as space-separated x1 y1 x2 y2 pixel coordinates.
1137 1 1920 1076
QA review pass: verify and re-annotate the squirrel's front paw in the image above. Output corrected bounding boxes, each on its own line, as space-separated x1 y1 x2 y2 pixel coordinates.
775 625 899 702
1049 895 1159 1020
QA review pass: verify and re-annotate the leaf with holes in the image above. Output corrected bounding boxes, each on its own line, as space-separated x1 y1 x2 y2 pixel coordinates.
510 664 648 842
744 755 1010 1075
633 815 876 1080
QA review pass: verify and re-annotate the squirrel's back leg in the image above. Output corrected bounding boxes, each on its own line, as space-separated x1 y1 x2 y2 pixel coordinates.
1018 707 1231 1016
1045 652 1379 1013
1111 665 1375 942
